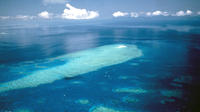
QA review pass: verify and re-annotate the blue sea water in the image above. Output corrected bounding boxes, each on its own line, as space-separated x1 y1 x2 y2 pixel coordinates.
0 19 200 112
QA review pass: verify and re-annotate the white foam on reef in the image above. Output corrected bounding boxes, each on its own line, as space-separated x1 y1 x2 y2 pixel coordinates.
117 45 127 48
0 44 142 93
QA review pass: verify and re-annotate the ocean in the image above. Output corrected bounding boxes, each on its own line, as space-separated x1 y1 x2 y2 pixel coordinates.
0 19 200 112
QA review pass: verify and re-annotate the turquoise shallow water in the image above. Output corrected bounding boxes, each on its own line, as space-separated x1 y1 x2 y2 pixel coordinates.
0 20 200 112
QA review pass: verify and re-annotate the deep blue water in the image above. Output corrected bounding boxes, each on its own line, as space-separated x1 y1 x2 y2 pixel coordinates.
0 20 200 112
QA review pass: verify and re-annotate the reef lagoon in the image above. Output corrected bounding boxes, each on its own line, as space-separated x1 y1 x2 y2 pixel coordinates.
0 19 200 112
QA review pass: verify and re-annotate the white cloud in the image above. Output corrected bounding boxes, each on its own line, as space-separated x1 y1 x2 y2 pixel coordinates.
152 11 169 16
174 10 193 16
16 15 35 20
175 10 185 16
43 0 67 4
130 12 139 18
0 16 10 20
161 12 169 16
146 12 152 16
152 11 162 16
186 10 192 15
62 4 99 20
197 11 200 15
112 11 128 18
38 11 52 19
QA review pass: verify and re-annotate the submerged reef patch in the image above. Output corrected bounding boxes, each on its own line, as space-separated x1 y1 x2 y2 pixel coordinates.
118 76 129 80
173 76 192 84
122 96 139 103
113 88 147 94
160 90 182 98
130 63 139 66
14 108 33 112
70 80 84 84
0 44 142 93
75 99 90 105
160 98 175 104
89 106 135 112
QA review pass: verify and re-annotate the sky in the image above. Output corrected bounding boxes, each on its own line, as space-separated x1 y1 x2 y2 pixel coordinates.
0 0 200 20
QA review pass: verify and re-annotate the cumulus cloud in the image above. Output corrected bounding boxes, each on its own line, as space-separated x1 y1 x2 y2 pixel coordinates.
162 12 169 16
16 15 35 20
38 11 52 19
43 0 67 4
197 11 200 15
130 12 139 18
151 11 169 16
186 10 192 15
112 11 128 18
62 4 99 20
146 12 152 16
146 11 169 16
175 10 185 16
0 16 10 20
152 11 162 16
175 10 193 16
